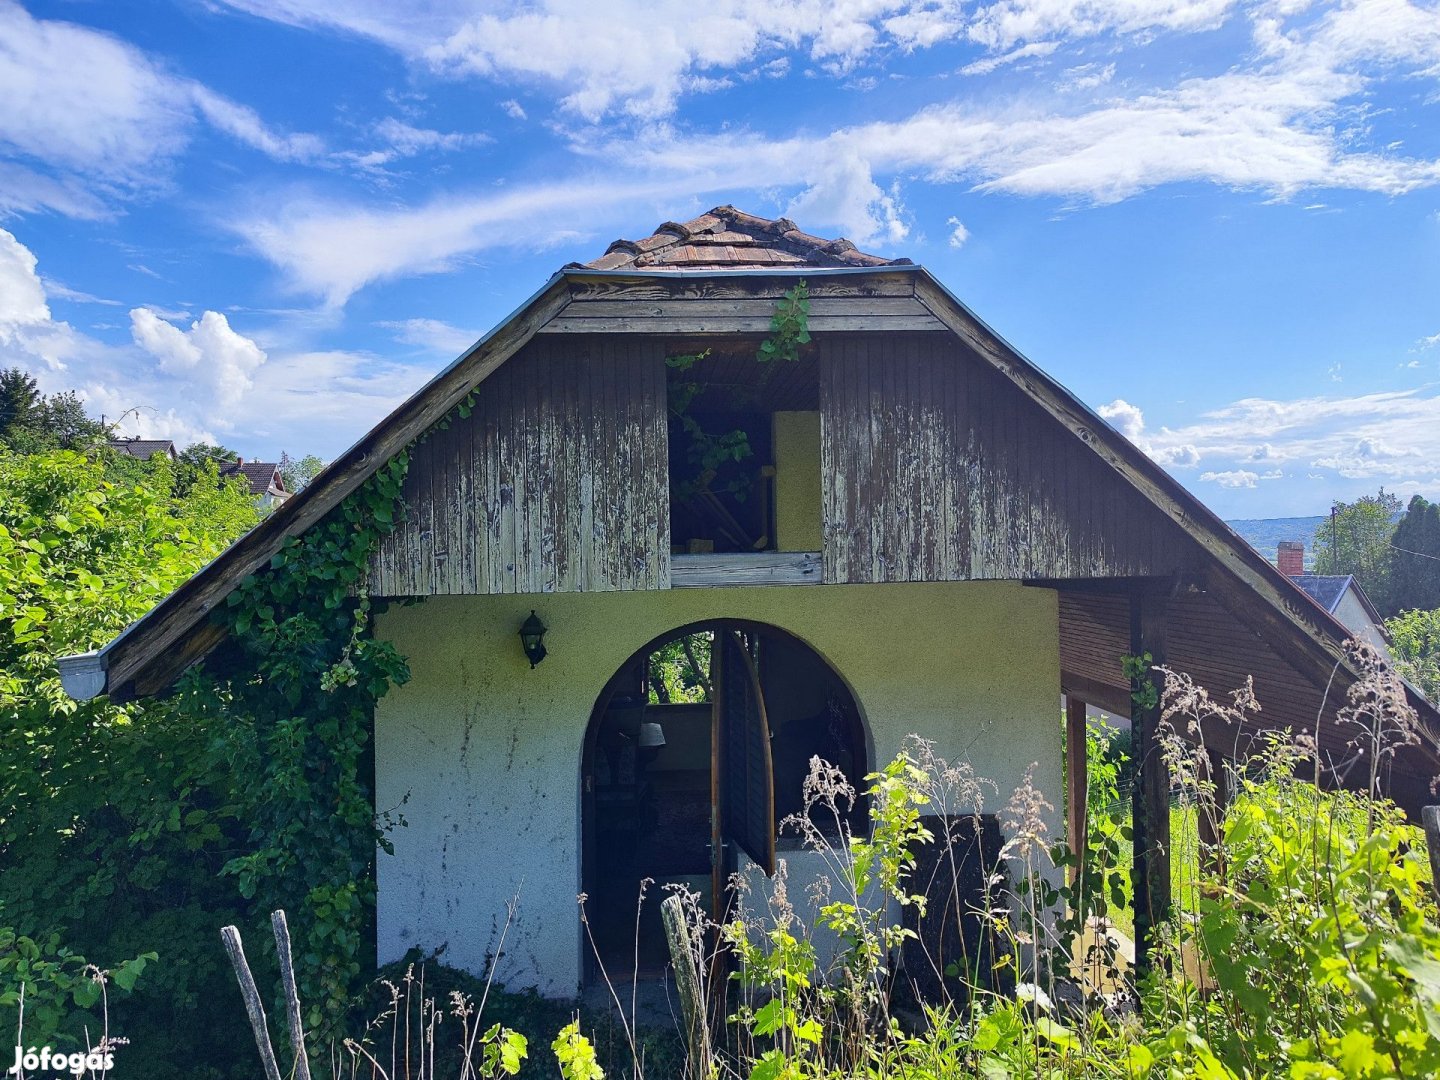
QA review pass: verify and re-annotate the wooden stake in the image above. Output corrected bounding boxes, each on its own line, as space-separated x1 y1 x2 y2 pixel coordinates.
661 894 711 1080
1130 591 1171 978
220 925 283 1080
1422 806 1440 903
271 910 313 1080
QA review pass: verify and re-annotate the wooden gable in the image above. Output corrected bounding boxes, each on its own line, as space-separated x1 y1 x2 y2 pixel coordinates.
370 336 669 595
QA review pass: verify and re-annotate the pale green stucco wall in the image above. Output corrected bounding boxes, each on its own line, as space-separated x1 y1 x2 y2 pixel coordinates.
373 580 1061 995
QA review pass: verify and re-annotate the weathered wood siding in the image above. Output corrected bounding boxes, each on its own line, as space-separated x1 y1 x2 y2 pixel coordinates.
820 335 1191 583
369 336 668 595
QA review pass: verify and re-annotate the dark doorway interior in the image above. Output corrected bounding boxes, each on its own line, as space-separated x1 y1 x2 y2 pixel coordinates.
581 621 866 982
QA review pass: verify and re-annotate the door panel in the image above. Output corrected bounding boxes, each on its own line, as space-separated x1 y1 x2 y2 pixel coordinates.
713 629 776 899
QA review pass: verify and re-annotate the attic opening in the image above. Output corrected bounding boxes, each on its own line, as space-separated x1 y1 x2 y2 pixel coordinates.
580 619 867 983
665 342 821 555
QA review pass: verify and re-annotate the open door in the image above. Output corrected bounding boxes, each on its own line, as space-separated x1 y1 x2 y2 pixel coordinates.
710 628 777 922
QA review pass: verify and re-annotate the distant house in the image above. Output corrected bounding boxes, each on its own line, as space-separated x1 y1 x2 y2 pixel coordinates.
107 438 178 460
219 459 290 507
1278 541 1390 657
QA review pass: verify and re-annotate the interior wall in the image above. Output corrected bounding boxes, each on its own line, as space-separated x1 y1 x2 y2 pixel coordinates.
373 580 1060 996
773 410 823 551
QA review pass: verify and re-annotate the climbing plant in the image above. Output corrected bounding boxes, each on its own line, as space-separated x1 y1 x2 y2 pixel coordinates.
177 389 482 1049
666 280 811 505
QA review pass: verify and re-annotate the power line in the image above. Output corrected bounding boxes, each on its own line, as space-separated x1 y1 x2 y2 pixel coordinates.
1389 542 1440 564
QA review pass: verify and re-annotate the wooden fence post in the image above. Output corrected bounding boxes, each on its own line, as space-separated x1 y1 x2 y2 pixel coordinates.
1422 806 1440 903
271 910 314 1080
661 894 712 1080
220 925 284 1080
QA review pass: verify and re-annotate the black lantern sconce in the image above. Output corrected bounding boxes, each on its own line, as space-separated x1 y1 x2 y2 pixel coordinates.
518 610 548 668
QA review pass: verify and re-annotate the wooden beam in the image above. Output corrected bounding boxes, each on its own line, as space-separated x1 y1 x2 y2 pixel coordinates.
538 314 947 334
562 271 920 302
671 551 822 588
1130 591 1170 977
1066 696 1089 887
1060 670 1132 719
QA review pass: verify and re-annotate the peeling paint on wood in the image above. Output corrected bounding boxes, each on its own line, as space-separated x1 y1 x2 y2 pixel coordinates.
820 334 1192 585
370 337 669 595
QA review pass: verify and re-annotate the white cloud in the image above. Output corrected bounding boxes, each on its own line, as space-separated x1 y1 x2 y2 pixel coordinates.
1098 397 1145 439
130 309 268 415
1152 443 1201 466
946 216 971 247
1419 332 1440 350
1201 468 1260 487
1058 61 1116 91
500 99 527 120
966 0 1239 51
347 117 491 168
378 317 480 354
0 1 324 214
958 40 1059 75
1 229 426 455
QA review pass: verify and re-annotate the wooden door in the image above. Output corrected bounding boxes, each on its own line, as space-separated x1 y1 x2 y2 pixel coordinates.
710 628 777 921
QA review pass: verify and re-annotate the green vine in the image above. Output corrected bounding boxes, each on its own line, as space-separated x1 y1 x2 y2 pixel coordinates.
666 280 811 505
178 388 482 1048
1123 651 1158 714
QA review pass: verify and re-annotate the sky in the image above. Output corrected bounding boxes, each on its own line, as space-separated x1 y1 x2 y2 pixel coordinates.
0 0 1438 518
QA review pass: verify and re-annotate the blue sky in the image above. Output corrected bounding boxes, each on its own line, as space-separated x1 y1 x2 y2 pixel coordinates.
1 0 1438 517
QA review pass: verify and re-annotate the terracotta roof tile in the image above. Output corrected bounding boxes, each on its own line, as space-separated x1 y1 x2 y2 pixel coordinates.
569 205 911 271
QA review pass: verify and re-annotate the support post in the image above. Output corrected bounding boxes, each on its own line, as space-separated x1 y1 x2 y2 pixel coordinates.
1065 696 1089 887
1197 749 1230 882
1129 591 1171 978
1423 806 1440 904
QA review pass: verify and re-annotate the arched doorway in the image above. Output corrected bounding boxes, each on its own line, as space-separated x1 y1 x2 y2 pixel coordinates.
580 620 868 982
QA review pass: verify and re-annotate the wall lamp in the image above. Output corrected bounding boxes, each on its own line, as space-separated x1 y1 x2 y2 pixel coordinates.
519 610 548 668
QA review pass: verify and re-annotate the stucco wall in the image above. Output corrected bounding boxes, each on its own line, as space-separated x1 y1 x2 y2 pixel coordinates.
1333 589 1391 658
373 580 1061 996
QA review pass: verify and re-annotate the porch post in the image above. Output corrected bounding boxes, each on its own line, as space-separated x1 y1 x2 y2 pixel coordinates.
1129 590 1170 977
1197 748 1230 880
1065 695 1088 886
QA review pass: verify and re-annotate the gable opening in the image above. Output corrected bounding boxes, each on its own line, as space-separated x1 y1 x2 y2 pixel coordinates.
666 343 821 556
580 619 866 984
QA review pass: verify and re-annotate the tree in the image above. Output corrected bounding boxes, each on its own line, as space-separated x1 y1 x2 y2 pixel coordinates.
1387 607 1440 705
0 368 109 453
279 450 326 492
1386 495 1440 616
0 448 262 1070
1313 490 1400 609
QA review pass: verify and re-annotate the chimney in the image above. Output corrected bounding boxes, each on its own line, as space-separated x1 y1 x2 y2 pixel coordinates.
1277 540 1304 577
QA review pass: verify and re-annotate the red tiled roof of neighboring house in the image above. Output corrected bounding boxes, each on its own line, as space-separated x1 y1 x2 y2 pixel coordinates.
571 205 911 272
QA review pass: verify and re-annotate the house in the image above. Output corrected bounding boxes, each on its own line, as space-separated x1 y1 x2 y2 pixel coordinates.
1277 540 1391 657
57 207 1440 995
107 437 178 460
219 458 290 507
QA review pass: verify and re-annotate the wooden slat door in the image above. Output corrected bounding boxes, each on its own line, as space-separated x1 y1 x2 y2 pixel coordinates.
710 629 777 921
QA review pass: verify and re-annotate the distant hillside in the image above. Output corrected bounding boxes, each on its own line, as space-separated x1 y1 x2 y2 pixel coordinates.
1225 516 1328 568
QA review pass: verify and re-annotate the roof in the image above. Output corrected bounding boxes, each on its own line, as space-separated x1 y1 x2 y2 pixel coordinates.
571 205 912 272
219 461 286 497
1289 574 1354 615
54 207 1440 808
108 438 177 459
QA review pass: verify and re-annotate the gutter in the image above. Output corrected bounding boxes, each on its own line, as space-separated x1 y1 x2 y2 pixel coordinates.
57 649 107 701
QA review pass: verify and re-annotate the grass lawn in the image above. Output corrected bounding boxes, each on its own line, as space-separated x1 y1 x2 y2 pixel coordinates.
1094 804 1200 938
